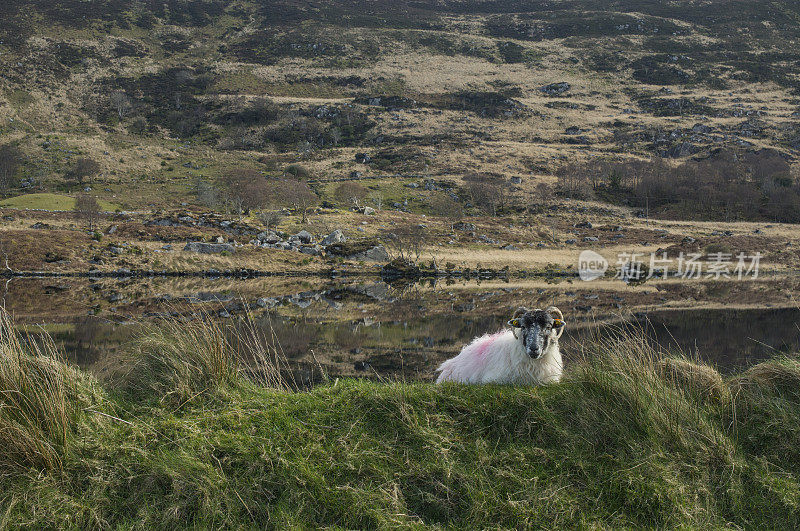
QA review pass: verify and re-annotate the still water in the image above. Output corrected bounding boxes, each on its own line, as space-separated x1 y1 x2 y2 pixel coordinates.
5 275 800 382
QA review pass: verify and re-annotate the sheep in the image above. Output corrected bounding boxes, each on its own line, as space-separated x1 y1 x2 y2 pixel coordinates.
435 306 565 385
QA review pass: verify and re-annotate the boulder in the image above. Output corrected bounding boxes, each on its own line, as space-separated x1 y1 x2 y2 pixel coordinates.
257 231 281 244
362 206 376 215
321 229 347 246
453 222 476 232
183 242 235 254
300 245 322 256
665 142 700 158
350 244 389 262
294 230 314 244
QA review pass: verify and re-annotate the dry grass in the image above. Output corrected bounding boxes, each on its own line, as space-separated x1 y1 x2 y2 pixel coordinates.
117 308 293 405
0 308 74 474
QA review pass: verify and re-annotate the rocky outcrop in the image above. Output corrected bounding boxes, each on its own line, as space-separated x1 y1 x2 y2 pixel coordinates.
184 242 235 254
350 245 389 262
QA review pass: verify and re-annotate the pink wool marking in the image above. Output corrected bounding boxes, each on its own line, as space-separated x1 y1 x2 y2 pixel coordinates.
475 332 503 359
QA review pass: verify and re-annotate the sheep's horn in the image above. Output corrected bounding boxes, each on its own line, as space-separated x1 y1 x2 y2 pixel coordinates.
509 306 528 339
546 306 566 339
545 306 563 320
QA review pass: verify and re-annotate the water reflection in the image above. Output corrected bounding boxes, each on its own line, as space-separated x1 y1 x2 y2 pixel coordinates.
6 275 800 380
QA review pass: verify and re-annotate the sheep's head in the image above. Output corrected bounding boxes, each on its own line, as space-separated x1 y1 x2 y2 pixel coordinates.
507 306 565 359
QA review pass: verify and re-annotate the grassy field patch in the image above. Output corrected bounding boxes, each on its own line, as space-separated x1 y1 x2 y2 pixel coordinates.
0 193 121 212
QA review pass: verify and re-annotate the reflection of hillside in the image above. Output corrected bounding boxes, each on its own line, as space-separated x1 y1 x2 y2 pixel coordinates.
7 275 800 380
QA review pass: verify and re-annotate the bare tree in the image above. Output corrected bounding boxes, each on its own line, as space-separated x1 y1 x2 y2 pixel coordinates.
269 180 317 223
369 190 383 211
0 144 21 192
257 210 283 231
382 225 427 264
109 90 132 120
329 127 343 146
69 157 101 186
74 194 100 231
463 172 505 215
335 182 368 209
429 194 463 229
220 168 271 217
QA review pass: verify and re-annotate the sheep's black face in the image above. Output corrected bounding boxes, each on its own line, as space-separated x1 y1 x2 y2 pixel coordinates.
508 309 564 359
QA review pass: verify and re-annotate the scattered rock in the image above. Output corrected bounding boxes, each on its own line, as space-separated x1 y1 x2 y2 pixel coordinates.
540 82 570 96
453 222 476 232
575 221 593 229
183 242 235 254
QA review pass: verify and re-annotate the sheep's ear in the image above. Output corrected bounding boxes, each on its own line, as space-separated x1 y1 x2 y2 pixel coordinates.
552 319 565 328
508 318 521 328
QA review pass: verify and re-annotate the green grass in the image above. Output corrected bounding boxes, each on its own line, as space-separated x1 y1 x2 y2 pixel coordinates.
2 312 800 527
0 193 121 212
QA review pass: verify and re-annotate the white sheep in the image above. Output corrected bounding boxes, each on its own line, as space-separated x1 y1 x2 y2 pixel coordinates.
435 306 565 385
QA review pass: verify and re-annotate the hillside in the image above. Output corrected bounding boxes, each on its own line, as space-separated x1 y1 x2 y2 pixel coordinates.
1 1 800 278
1 0 798 210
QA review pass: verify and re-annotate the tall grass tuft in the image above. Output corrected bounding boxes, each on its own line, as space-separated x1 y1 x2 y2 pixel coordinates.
119 309 291 405
0 309 73 474
568 324 735 461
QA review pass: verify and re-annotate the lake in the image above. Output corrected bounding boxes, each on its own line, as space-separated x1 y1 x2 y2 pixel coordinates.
4 274 800 384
